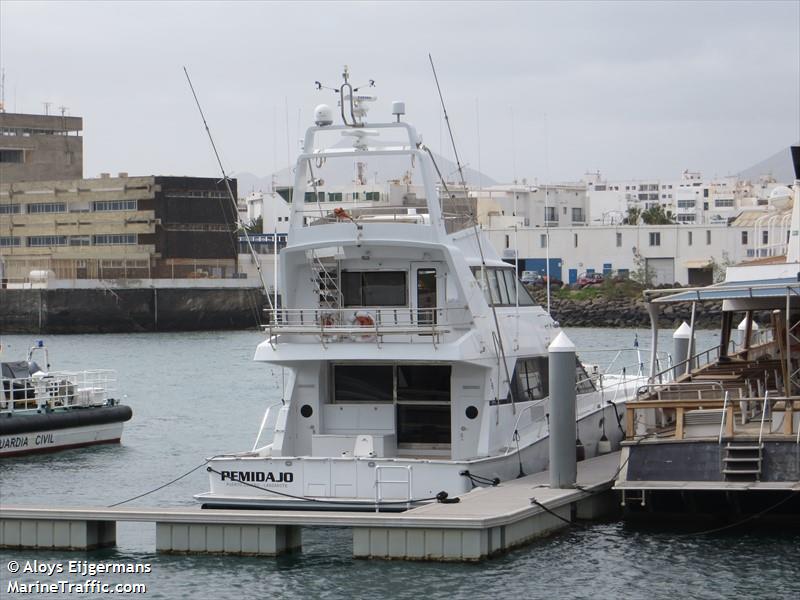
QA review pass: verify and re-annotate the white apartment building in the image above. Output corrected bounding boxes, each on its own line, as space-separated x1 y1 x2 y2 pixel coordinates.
486 190 793 287
474 183 588 229
585 170 786 226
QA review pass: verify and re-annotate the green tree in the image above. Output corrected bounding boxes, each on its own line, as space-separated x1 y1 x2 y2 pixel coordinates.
641 204 675 225
631 252 655 287
624 206 641 225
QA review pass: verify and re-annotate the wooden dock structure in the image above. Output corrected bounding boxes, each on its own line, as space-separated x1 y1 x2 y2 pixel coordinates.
0 452 621 561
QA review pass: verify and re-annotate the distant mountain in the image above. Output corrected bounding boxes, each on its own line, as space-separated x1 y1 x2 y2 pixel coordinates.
232 138 498 197
738 144 799 183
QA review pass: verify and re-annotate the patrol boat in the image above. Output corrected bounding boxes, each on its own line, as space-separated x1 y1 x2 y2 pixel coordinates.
0 341 132 457
196 69 645 510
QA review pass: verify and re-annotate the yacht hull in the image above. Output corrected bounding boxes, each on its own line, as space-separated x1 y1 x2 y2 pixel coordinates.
197 402 626 510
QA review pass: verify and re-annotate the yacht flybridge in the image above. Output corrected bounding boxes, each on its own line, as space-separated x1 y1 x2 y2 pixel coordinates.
197 69 644 510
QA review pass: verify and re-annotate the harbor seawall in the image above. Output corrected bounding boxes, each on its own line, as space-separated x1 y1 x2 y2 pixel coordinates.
531 292 723 328
0 287 268 333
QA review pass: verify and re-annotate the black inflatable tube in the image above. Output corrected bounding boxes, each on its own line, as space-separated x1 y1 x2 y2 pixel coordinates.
0 404 133 436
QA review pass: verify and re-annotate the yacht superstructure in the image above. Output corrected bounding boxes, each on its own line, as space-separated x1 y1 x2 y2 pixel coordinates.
197 70 643 510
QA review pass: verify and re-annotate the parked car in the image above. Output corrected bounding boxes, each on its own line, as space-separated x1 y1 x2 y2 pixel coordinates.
542 275 564 288
520 271 543 285
576 272 604 288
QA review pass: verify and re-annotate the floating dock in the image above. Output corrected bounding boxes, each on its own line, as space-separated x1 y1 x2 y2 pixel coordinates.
0 452 620 561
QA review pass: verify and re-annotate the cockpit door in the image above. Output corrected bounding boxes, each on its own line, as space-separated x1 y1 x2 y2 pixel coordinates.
411 262 440 326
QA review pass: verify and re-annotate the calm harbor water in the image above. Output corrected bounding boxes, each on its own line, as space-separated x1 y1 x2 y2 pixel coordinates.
1 328 798 599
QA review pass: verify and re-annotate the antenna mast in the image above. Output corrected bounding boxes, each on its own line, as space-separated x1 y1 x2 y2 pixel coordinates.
428 54 515 414
182 66 274 313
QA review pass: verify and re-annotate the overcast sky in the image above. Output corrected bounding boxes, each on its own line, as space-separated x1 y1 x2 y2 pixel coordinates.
1 1 798 184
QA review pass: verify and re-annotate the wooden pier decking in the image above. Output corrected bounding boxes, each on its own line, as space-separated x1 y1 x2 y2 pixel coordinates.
0 452 621 561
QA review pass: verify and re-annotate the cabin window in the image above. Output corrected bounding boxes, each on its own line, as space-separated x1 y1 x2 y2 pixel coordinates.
396 365 451 445
471 267 535 306
333 365 393 403
341 271 407 306
501 357 549 405
304 191 324 203
397 365 450 402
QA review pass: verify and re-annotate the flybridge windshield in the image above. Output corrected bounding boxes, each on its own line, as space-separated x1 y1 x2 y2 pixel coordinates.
293 151 474 232
471 267 536 306
293 150 428 227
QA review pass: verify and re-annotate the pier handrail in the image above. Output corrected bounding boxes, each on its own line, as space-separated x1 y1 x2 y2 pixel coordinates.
651 344 722 384
758 391 769 447
718 391 730 444
634 381 725 402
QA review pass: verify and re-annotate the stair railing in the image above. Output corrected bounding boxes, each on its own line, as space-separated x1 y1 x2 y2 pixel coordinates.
718 390 730 444
758 391 769 447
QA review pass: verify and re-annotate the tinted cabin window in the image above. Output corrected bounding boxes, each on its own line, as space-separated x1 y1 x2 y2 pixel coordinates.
498 357 549 405
333 365 393 402
397 365 450 402
471 267 536 306
341 271 407 306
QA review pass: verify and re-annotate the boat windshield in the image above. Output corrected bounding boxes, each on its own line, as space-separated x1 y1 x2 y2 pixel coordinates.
292 132 474 233
470 267 536 306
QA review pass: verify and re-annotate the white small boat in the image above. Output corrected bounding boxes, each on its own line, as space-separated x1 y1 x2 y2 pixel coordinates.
196 69 647 511
0 341 132 457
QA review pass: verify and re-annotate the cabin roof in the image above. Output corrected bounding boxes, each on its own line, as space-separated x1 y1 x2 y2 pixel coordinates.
647 277 800 304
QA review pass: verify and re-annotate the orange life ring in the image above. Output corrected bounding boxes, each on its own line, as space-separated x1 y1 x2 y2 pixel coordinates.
355 314 374 327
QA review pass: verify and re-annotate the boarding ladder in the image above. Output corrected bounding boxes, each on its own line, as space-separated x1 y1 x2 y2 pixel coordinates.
309 250 340 311
374 465 413 512
722 442 763 482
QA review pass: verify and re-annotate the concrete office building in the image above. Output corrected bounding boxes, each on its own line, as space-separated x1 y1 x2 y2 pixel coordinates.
0 112 83 183
0 110 264 333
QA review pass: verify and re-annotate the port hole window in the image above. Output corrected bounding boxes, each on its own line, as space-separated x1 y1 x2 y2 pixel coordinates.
341 271 407 307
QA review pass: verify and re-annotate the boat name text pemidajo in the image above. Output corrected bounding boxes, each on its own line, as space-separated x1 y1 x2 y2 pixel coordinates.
220 471 294 483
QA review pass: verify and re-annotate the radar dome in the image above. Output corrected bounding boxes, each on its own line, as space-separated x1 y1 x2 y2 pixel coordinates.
769 185 792 200
314 104 334 127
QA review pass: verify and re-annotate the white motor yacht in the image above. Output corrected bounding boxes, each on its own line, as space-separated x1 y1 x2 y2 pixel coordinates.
196 70 645 510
